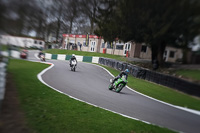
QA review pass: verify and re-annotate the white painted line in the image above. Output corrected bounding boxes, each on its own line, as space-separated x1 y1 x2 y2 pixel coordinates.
91 63 200 116
7 51 199 132
36 62 154 127
34 53 40 60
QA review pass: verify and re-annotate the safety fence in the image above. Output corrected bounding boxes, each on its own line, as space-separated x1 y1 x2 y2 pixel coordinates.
98 57 200 97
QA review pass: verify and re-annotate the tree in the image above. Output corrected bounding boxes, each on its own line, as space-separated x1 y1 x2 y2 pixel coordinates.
79 0 101 34
0 0 7 32
63 0 80 34
94 0 119 42
95 0 200 67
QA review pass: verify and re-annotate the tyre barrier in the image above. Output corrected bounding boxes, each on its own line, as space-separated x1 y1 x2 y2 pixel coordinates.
99 57 200 97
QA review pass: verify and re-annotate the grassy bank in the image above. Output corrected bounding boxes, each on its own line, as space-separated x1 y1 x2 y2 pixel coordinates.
97 64 200 111
175 69 200 81
0 44 8 51
8 59 175 133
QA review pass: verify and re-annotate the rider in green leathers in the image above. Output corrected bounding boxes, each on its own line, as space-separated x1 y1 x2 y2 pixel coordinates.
112 69 129 84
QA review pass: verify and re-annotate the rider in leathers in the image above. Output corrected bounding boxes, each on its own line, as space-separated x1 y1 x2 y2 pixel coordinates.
69 54 77 67
112 69 129 84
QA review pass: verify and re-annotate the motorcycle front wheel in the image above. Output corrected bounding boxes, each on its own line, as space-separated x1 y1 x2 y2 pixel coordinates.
108 83 113 90
115 83 124 93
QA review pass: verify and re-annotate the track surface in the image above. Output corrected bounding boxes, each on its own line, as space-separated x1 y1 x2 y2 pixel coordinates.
29 51 200 133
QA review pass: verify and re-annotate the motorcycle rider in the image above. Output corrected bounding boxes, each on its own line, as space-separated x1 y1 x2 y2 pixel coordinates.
38 50 44 58
69 54 77 67
112 69 129 84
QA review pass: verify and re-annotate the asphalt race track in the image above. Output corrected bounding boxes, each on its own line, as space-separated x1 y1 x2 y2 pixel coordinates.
28 50 200 133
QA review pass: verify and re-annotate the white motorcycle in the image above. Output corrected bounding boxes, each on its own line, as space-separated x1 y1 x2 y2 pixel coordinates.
70 60 77 72
40 54 45 62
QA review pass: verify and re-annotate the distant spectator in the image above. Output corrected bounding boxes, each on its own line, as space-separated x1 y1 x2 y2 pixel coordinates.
79 43 82 51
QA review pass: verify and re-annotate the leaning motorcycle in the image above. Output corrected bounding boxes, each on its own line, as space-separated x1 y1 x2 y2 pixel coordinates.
108 75 128 93
40 54 45 62
70 60 77 72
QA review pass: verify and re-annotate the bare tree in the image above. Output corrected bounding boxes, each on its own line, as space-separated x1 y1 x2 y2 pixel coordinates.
62 0 80 34
79 0 101 34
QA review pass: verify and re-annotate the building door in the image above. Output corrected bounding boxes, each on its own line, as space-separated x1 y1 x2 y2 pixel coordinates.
90 41 96 52
124 43 131 55
163 50 169 61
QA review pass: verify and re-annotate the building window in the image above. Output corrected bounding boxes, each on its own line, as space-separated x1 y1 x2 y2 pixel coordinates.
107 42 113 49
39 41 42 45
163 50 168 61
101 42 105 48
116 45 123 50
34 40 37 44
169 51 175 58
141 45 147 52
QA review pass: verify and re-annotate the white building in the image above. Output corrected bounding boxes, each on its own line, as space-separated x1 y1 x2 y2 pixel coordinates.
0 35 45 49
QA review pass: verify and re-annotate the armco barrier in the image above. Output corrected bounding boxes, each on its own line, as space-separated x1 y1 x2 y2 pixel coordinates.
98 57 200 97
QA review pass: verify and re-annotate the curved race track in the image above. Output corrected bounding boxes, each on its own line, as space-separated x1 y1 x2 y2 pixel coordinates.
29 50 200 133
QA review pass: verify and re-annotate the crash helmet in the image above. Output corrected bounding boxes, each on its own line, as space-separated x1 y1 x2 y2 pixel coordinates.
125 69 129 73
72 54 75 57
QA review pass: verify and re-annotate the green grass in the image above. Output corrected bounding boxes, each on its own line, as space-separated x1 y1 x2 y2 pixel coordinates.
0 44 8 51
97 64 200 111
44 49 128 61
175 69 200 81
8 59 175 133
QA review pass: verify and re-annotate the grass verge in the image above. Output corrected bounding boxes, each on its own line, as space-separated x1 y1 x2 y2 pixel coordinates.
175 69 200 81
97 64 200 111
0 44 8 51
8 59 175 133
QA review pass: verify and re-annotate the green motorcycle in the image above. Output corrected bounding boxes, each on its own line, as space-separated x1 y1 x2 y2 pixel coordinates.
108 75 128 93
